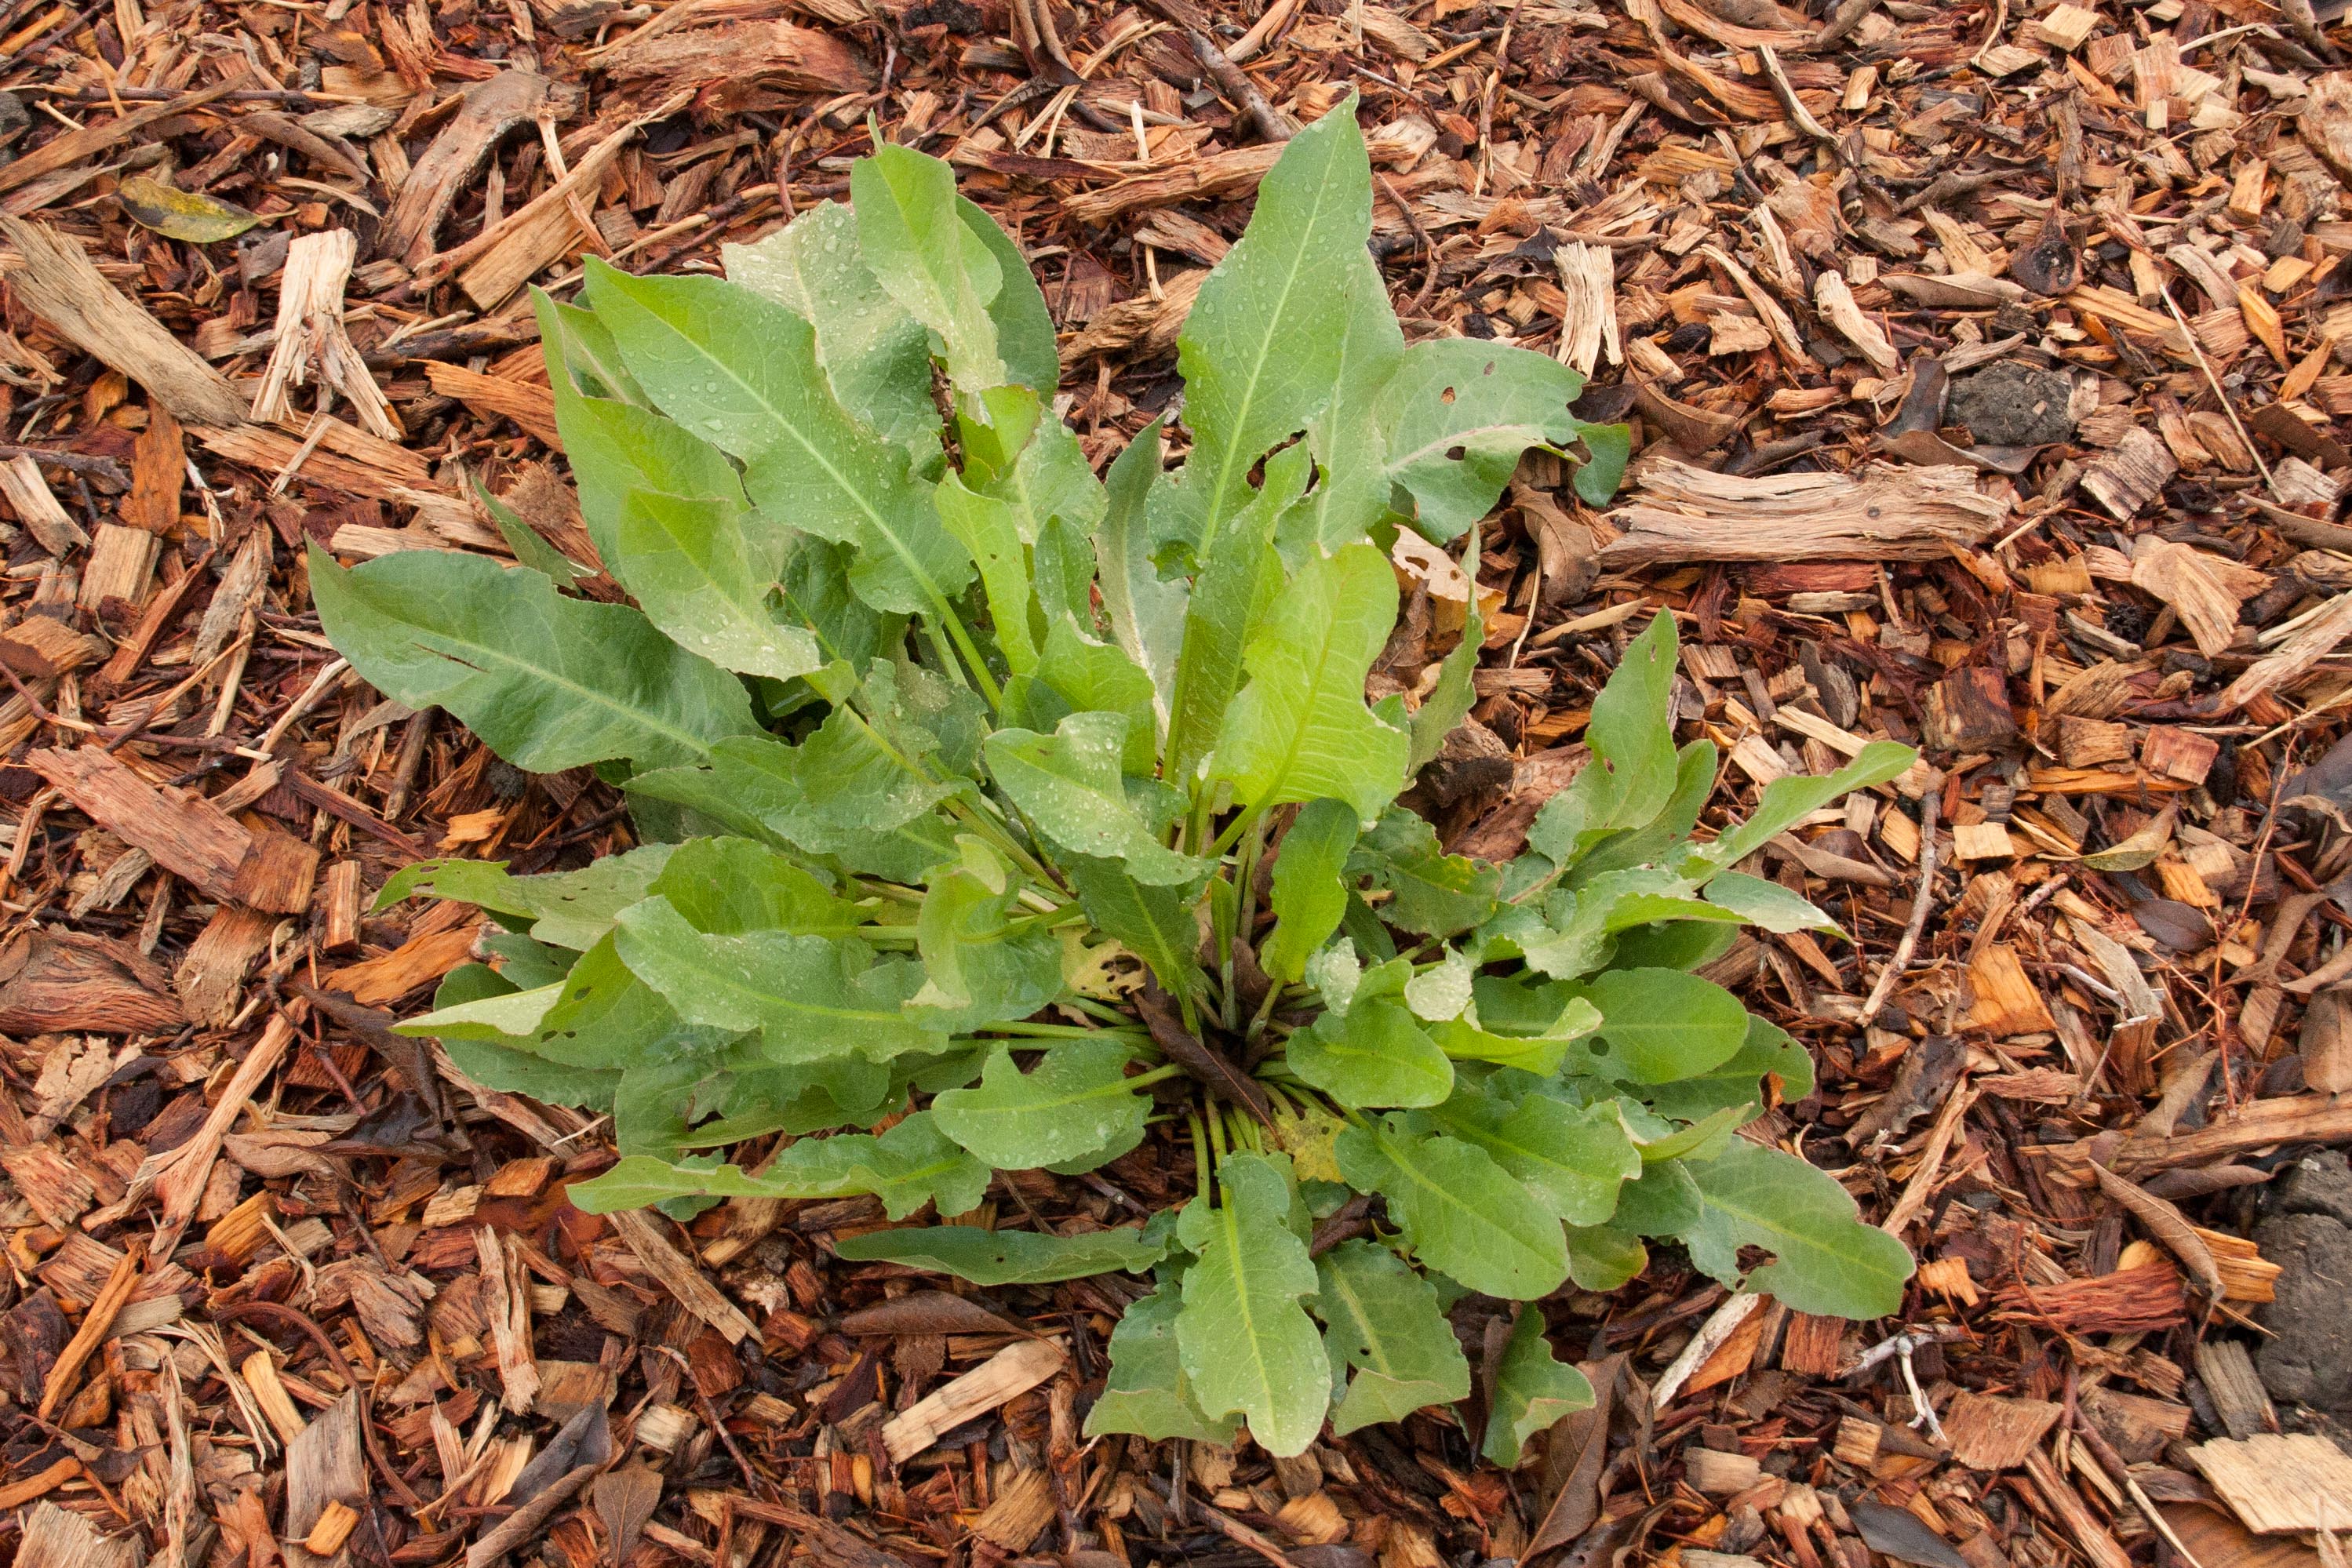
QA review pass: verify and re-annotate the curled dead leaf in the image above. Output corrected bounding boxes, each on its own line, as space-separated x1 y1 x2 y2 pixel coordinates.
116 176 261 243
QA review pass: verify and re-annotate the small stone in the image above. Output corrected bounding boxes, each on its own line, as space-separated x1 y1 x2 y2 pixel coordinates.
2254 1208 2352 1412
1948 362 2076 447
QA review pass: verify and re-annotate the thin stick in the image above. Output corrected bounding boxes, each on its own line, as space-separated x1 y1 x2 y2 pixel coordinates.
1859 788 1940 1020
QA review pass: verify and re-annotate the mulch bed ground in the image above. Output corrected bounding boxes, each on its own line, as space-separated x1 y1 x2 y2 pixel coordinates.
7 2 2352 1567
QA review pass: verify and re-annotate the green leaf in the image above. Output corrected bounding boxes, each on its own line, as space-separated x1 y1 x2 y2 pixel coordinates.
1035 619 1156 774
908 838 1062 1029
1214 541 1409 824
539 293 643 406
984 712 1206 884
580 259 970 619
1429 1086 1637 1226
617 489 825 682
960 384 1102 545
1290 990 1454 1108
648 836 864 938
959 197 1061 396
570 1111 989 1220
379 844 676 948
1565 1224 1647 1291
1087 1283 1241 1444
936 471 1039 675
1353 809 1500 937
723 200 939 449
1316 1239 1470 1435
1409 526 1484 773
1678 1141 1914 1318
1699 871 1838 934
1697 741 1917 873
478 479 593 589
1528 613 1680 864
851 143 1004 390
931 1040 1153 1170
1287 248 1407 554
1176 1152 1330 1456
1063 853 1208 1006
613 896 948 1064
1336 1120 1567 1300
1095 419 1184 734
1571 967 1750 1085
1166 442 1307 785
1481 1305 1594 1467
834 1222 1170 1284
1262 799 1361 984
1176 100 1374 551
1378 340 1585 542
310 544 759 773
1569 420 1631 505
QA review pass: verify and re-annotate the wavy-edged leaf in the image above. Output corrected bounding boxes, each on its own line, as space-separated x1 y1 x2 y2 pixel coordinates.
1175 100 1373 551
648 836 864 938
1527 613 1680 864
1176 1151 1329 1456
1064 853 1207 1005
835 1222 1171 1284
1263 799 1360 984
984 711 1206 883
1316 1239 1470 1435
1166 442 1306 784
1032 619 1156 774
908 839 1062 1029
1290 988 1453 1109
580 259 970 617
1336 1120 1567 1300
613 896 946 1064
1288 248 1407 554
931 1039 1152 1169
1429 1086 1637 1226
1678 1140 1914 1318
1379 340 1584 543
1565 1224 1647 1291
1214 540 1408 823
380 844 676 948
959 197 1060 396
1353 808 1500 937
1571 967 1750 1085
1087 1283 1241 1443
617 489 824 682
1482 1304 1594 1466
310 544 758 773
936 471 1038 675
570 1111 988 1219
851 144 1003 389
722 200 938 448
1632 1014 1814 1124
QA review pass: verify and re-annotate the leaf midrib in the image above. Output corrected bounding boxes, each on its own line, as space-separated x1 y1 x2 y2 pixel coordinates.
416 619 717 762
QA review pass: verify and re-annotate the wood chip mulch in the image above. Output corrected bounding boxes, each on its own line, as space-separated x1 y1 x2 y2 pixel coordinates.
8 2 2352 1567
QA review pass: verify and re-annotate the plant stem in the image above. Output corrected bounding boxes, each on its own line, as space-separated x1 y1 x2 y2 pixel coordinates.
1242 979 1283 1046
922 597 1003 708
1188 1107 1212 1198
977 1020 1149 1040
1207 802 1261 861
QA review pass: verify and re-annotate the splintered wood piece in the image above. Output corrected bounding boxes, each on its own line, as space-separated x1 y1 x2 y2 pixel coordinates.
303 1501 360 1557
0 614 109 678
592 19 874 91
175 904 282 1028
1813 271 1899 373
0 75 247 198
0 928 185 1035
449 113 654 309
284 1392 366 1568
2223 591 2352 711
1553 240 1620 376
2081 428 2177 519
0 216 248 427
96 1013 293 1256
382 71 558 265
0 454 89 554
253 230 400 441
1685 1446 1765 1495
425 362 560 447
78 524 160 613
1940 1392 2060 1472
1923 668 2019 753
13 1502 143 1568
2020 1448 2135 1568
242 1348 308 1442
2141 726 2219 785
606 1209 758 1345
1597 460 2008 566
2193 1340 2275 1440
2190 1435 2352 1534
880 1337 1067 1463
35 1239 140 1419
970 1469 1056 1553
2129 539 2269 657
322 861 363 952
1964 944 2059 1035
1061 123 1426 224
125 402 184 533
477 1225 541 1415
2055 716 2134 768
28 747 317 915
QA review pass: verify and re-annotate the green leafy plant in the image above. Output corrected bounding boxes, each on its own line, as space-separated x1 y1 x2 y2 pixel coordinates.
315 101 1917 1461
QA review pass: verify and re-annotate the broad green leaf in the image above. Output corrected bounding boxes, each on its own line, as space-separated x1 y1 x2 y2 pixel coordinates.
834 1222 1169 1283
1429 1087 1637 1226
648 837 863 937
1379 340 1585 542
1290 994 1453 1108
850 143 1003 388
1064 853 1207 1005
1566 737 1718 887
379 844 676 948
1288 248 1407 553
1409 526 1484 774
1570 419 1631 505
1087 1283 1241 1443
984 712 1206 883
1263 799 1360 984
1214 541 1408 824
960 383 1102 544
931 1040 1152 1170
936 472 1038 674
1481 1305 1594 1467
1611 1158 1702 1237
570 1112 988 1219
617 489 824 682
1699 871 1838 933
1166 442 1307 784
908 839 1061 1029
681 1056 903 1144
959 197 1061 396
1176 100 1373 551
310 544 758 773
1336 1121 1567 1300
723 201 938 449
1433 995 1601 1077
580 259 970 618
1628 1104 1749 1164
1353 809 1500 937
1571 967 1750 1084
1697 740 1916 872
478 479 592 589
1176 1152 1329 1456
1607 919 1742 973
779 537 901 671
1316 1239 1470 1435
1035 619 1156 774
1094 420 1184 732
539 293 643 405
613 896 947 1064
1678 1141 1914 1318
1566 1224 1647 1291
1528 613 1680 863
